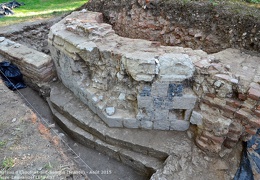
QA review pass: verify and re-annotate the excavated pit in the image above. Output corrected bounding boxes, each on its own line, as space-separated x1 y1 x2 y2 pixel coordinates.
0 0 260 179
85 0 260 54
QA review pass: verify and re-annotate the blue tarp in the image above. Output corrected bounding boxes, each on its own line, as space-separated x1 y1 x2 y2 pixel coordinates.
234 129 260 180
0 61 26 90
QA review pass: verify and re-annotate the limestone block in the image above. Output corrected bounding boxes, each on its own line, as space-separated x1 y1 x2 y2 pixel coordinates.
140 120 153 129
153 97 164 109
82 94 95 113
159 53 195 81
77 41 99 64
85 87 99 101
172 94 197 109
151 82 169 97
139 86 151 96
122 52 158 82
190 111 203 126
170 120 190 131
53 36 65 47
101 113 123 128
64 41 81 54
184 109 192 121
123 118 140 129
96 101 106 111
137 95 153 109
153 109 169 121
153 120 170 130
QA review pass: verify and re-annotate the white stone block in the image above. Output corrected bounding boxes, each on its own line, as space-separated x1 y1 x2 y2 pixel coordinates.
140 121 153 129
105 107 115 116
123 118 140 129
153 120 170 130
170 120 190 131
159 53 195 81
190 111 203 126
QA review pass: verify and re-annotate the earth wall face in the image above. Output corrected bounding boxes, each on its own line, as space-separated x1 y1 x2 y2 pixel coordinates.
85 0 260 54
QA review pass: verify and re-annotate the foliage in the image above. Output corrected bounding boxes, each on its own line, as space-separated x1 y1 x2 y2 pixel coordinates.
1 157 14 169
0 141 6 148
246 0 260 3
0 0 87 26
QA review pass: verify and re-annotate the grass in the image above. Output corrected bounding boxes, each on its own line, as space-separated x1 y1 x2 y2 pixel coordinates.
0 0 87 26
0 141 6 148
1 157 14 169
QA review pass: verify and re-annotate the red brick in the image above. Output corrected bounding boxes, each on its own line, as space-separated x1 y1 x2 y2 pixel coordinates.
203 131 225 144
212 98 226 110
254 109 260 117
226 137 238 143
225 99 242 108
201 98 219 110
196 137 208 150
206 93 216 98
238 93 247 101
248 117 260 128
241 101 255 110
248 87 260 101
201 98 211 106
244 124 251 129
199 136 209 143
222 105 236 118
229 121 242 134
223 139 237 149
245 127 258 135
234 108 252 121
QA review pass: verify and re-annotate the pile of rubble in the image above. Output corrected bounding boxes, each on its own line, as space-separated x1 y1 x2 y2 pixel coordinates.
0 1 24 17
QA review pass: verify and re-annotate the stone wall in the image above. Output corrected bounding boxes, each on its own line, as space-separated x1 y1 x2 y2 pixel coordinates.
48 11 204 131
85 0 260 54
0 16 63 54
192 49 260 154
0 37 55 94
48 10 260 156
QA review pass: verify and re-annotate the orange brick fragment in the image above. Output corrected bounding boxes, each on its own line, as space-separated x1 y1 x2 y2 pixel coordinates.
38 123 50 136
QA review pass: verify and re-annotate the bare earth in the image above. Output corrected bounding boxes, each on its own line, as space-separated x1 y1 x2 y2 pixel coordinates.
0 79 89 180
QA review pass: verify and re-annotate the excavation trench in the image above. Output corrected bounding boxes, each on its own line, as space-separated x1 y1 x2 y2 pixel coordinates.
0 1 260 179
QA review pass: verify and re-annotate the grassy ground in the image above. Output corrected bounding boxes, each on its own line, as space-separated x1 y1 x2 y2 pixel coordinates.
0 0 87 26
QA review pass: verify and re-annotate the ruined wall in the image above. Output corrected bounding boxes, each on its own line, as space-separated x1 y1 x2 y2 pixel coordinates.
48 11 203 131
85 0 260 54
0 37 55 94
0 17 63 54
192 49 260 154
48 9 260 156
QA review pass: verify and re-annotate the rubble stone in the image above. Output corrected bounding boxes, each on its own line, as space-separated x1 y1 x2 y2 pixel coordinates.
190 111 203 126
105 107 115 116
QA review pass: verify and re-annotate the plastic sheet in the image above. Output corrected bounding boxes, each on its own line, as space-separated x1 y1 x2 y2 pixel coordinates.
0 61 26 90
234 129 260 180
0 1 24 17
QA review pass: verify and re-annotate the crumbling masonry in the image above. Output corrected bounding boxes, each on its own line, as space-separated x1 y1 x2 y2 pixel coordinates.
46 10 260 155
